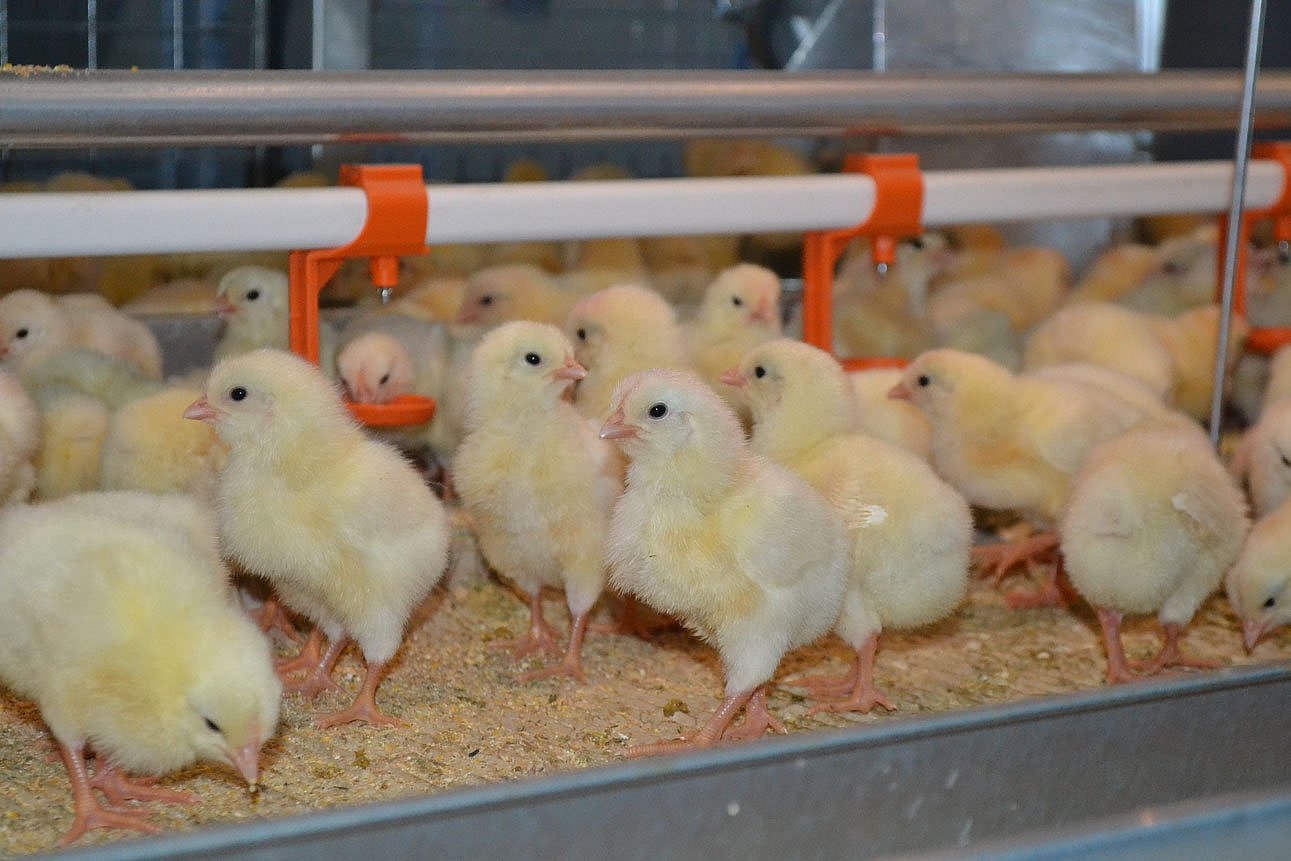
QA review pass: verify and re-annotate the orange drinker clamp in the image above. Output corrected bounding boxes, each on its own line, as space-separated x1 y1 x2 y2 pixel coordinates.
802 153 925 372
288 164 437 427
1224 142 1291 357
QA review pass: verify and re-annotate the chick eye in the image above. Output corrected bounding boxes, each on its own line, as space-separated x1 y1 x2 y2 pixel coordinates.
15 328 28 339
480 295 494 307
754 365 766 379
1265 596 1277 608
910 237 925 251
731 296 743 307
648 402 667 419
524 352 541 366
917 375 930 387
246 289 260 302
1163 260 1182 275
229 386 248 402
576 328 587 341
203 717 222 734
379 373 390 385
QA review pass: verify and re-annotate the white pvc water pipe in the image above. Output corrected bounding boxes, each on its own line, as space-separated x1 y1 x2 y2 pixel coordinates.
0 160 1282 259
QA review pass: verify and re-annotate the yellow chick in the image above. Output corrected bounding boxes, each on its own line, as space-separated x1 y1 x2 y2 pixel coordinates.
393 276 469 324
1230 397 1291 518
928 247 1071 334
0 368 39 505
846 368 933 461
1145 304 1249 421
1118 225 1219 316
601 370 849 756
32 395 110 500
1023 302 1176 401
728 340 971 714
455 322 621 682
1067 243 1161 305
214 265 339 376
932 306 1022 371
1227 498 1291 652
684 263 782 423
0 492 280 846
0 289 162 380
121 277 218 316
187 349 450 728
892 350 1179 605
566 284 690 422
1061 426 1248 683
456 263 577 330
99 386 229 499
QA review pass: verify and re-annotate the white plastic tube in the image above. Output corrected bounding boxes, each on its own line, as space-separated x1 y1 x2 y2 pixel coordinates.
0 160 1282 259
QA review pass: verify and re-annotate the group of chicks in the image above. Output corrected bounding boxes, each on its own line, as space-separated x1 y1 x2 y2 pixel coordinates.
4 163 1291 850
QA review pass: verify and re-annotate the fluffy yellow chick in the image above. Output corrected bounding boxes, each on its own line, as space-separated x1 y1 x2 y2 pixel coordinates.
0 369 39 505
566 284 690 422
892 350 1178 605
393 276 469 324
455 323 621 682
214 265 338 375
1227 498 1291 651
928 247 1071 333
847 368 933 461
728 340 971 713
1061 426 1248 683
187 349 450 728
601 370 849 756
1118 225 1219 315
99 386 229 499
0 492 280 846
33 395 110 499
1230 397 1291 518
1145 304 1249 421
684 263 782 422
0 289 162 379
1067 243 1161 305
456 263 577 330
1023 302 1176 401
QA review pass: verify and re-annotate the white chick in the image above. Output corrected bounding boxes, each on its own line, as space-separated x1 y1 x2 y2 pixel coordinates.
0 369 39 505
0 289 162 379
847 367 933 460
214 265 338 375
336 311 448 406
1061 426 1248 682
0 493 280 846
187 349 450 727
602 370 849 756
728 340 970 713
1227 497 1291 652
566 284 690 422
454 322 620 682
1230 397 1291 518
684 264 782 423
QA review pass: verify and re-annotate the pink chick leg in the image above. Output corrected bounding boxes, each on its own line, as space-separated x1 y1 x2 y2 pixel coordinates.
91 760 198 807
284 635 347 700
276 627 325 678
589 596 678 640
316 660 405 729
1130 623 1223 676
255 595 303 645
56 742 159 847
789 656 861 699
806 635 896 716
490 590 561 660
1096 607 1139 684
721 686 789 742
627 689 753 758
1004 557 1073 610
972 532 1060 586
519 611 591 684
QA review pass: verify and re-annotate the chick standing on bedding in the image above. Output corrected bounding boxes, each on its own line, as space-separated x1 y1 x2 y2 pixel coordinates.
602 370 849 755
1060 426 1248 683
726 340 970 713
0 493 280 846
186 349 449 728
1227 498 1291 652
454 323 619 682
0 289 162 379
0 369 38 505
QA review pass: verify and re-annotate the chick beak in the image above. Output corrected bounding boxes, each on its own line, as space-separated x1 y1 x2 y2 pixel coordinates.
749 295 776 325
599 407 639 441
720 368 748 388
1244 618 1273 653
0 343 8 359
888 382 913 401
456 306 479 325
182 395 222 424
214 294 236 318
552 358 588 383
227 740 261 789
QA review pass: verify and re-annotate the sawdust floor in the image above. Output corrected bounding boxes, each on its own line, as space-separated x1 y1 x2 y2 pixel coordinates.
4 563 1291 857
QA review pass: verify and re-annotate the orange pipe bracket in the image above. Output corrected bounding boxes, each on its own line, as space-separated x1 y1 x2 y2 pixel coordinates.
801 153 925 372
288 164 437 427
1224 142 1291 356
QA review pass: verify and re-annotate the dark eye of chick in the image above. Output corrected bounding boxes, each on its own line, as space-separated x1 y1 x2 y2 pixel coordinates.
917 375 930 387
648 402 667 419
1265 596 1278 608
754 366 766 379
910 237 925 251
524 352 541 366
379 373 390 385
15 328 28 339
480 295 494 306
1281 452 1291 469
576 328 587 341
731 296 743 307
1163 260 1182 275
230 386 248 402
246 289 260 301
203 717 222 734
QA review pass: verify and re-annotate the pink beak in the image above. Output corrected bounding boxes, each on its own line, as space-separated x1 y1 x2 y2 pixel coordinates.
456 305 480 325
227 739 261 788
215 294 236 318
0 343 8 359
888 382 913 401
599 406 639 441
1244 618 1274 653
183 395 221 424
720 368 748 388
749 295 776 325
552 357 588 383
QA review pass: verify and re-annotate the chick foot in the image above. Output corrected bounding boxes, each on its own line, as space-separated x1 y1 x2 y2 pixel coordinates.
519 612 590 684
256 595 303 645
58 743 160 847
721 687 787 742
1096 608 1140 684
805 636 896 716
316 661 405 729
1130 623 1222 676
627 689 759 758
972 532 1060 585
491 591 562 660
787 666 860 699
91 762 198 807
1004 560 1071 610
284 635 348 700
276 628 325 678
